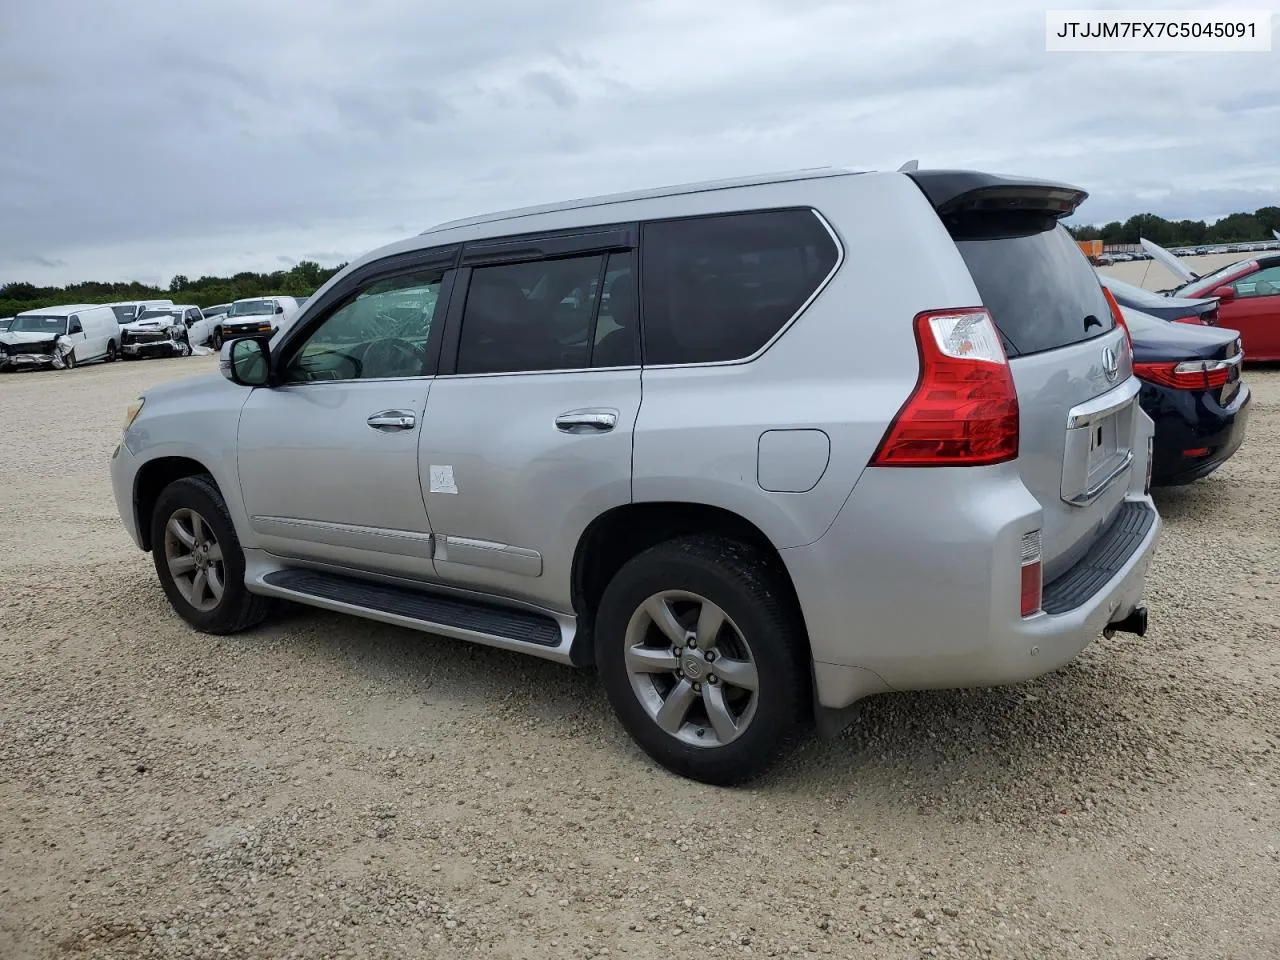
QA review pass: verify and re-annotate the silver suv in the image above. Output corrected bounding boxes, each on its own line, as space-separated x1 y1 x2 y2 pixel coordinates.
110 167 1160 785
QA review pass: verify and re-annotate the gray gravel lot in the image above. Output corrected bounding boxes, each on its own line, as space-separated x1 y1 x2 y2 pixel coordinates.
2 355 1278 959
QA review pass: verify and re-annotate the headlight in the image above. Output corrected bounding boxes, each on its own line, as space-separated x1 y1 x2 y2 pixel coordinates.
123 396 145 434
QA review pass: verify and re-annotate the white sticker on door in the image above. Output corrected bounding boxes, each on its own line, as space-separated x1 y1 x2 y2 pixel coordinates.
429 465 458 495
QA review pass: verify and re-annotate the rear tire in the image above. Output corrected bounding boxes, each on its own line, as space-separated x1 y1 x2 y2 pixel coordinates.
594 535 810 786
211 328 223 350
105 341 117 362
150 475 274 635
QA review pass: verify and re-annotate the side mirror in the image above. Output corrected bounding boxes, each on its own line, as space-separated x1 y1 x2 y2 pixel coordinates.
1211 285 1236 301
69 321 83 335
220 336 271 386
275 305 285 314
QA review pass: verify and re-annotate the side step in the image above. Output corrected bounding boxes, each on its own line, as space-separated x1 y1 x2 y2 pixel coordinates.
256 567 575 661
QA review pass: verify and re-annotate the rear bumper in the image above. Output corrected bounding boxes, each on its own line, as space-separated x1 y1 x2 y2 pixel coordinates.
1148 382 1251 486
784 464 1160 709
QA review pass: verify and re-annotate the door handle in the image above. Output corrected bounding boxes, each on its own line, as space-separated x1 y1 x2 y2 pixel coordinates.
367 410 416 431
555 408 618 433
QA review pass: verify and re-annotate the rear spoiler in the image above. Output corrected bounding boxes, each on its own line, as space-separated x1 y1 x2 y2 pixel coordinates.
906 169 1088 219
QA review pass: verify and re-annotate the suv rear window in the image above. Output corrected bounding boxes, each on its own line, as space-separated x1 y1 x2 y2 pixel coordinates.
950 217 1112 358
640 209 838 365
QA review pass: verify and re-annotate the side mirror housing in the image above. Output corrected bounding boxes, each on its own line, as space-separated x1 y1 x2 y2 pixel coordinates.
69 322 83 335
1211 285 1236 301
220 336 272 386
275 305 285 314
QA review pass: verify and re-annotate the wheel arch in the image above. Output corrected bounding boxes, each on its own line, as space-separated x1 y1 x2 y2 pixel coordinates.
570 501 810 663
133 456 222 551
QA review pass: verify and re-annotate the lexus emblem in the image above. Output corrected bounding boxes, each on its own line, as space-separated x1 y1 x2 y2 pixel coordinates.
1101 346 1119 382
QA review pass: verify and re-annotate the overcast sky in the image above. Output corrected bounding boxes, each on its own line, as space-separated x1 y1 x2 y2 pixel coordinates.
1 0 1277 287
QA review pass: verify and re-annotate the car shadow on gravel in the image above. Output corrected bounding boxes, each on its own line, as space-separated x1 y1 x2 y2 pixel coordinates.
241 602 1173 816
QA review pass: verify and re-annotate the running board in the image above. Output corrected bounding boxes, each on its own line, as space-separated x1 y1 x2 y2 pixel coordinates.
251 566 580 664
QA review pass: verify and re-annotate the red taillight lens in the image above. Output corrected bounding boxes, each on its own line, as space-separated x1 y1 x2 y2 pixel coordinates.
870 308 1019 467
1101 286 1132 351
1134 360 1231 390
1019 530 1042 618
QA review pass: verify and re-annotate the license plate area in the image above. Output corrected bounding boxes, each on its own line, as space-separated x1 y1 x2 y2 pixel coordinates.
1061 379 1139 507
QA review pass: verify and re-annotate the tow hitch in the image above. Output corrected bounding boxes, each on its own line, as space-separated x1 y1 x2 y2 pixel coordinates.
1104 605 1148 639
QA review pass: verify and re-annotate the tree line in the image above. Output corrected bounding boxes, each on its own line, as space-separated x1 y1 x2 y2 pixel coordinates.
6 203 1280 317
0 260 346 319
1067 206 1280 247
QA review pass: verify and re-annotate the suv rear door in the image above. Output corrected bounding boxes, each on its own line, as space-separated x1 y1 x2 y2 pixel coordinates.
911 172 1141 582
419 228 642 613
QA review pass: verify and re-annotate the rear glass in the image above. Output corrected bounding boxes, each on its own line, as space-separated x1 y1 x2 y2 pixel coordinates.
951 217 1113 357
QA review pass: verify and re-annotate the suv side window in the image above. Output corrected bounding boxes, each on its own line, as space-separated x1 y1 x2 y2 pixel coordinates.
640 209 839 365
282 269 445 383
593 250 638 367
1233 265 1280 298
455 254 607 374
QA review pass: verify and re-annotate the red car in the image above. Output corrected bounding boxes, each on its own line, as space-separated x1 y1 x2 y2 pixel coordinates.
1169 254 1280 361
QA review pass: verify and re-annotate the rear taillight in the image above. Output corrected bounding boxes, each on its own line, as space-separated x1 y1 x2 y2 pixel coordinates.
1101 287 1133 352
1019 530 1042 618
1134 360 1231 390
870 308 1019 467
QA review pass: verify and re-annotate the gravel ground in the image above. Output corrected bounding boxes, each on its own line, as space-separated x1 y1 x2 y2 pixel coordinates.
2 355 1278 960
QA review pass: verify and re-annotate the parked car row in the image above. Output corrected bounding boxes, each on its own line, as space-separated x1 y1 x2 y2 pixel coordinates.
0 296 304 372
1133 239 1280 361
114 164 1168 785
1097 250 1259 486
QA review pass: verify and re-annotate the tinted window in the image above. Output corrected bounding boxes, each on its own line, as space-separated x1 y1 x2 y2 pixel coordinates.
952 219 1112 357
640 209 838 365
110 306 136 323
592 251 638 367
284 269 443 382
456 254 606 374
1233 265 1280 298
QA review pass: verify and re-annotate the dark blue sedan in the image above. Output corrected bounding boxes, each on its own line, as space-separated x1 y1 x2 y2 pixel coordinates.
1123 306 1251 486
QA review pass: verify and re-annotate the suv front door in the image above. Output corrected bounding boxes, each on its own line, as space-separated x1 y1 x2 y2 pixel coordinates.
421 238 642 612
236 255 455 580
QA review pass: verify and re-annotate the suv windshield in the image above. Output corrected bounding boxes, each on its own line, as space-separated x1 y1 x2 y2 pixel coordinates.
10 315 68 334
229 300 274 317
950 217 1113 357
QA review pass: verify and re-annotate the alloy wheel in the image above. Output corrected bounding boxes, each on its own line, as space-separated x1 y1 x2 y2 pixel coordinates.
623 590 760 748
163 507 225 612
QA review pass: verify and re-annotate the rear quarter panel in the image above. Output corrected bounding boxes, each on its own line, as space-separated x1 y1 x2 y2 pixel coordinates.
632 172 985 548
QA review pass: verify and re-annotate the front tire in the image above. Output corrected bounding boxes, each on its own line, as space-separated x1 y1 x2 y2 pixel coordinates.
62 347 77 369
150 475 274 634
595 536 810 786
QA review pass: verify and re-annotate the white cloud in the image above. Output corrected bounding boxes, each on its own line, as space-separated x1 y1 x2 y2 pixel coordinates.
1 0 1276 285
